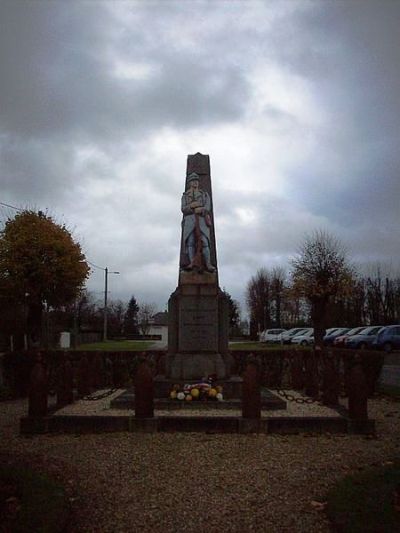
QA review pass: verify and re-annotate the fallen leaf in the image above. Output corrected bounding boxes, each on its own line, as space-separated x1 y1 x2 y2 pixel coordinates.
310 500 327 511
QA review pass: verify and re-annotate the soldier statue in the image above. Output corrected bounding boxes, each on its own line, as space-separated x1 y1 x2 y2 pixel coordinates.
181 172 215 272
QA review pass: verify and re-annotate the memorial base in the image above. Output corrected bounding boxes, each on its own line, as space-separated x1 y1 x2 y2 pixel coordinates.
166 352 229 380
153 375 243 400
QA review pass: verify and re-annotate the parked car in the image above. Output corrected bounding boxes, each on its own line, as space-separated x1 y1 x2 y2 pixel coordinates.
345 325 384 349
279 328 309 344
333 326 365 347
323 327 350 346
372 325 400 352
259 328 286 343
291 328 314 346
324 327 341 336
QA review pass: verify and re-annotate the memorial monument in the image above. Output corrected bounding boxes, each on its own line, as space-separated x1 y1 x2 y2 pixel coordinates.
111 153 284 410
166 153 231 380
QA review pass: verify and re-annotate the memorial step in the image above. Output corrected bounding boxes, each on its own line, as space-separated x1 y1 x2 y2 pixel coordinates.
109 388 286 411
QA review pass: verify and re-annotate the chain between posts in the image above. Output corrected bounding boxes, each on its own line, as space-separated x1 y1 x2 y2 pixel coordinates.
82 389 117 401
273 351 322 404
274 388 319 404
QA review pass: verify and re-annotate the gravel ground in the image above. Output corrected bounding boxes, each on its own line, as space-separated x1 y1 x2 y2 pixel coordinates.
1 396 400 532
54 389 343 418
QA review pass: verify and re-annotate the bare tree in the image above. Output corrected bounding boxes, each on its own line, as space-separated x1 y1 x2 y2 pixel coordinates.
291 230 353 347
281 285 310 327
363 262 400 325
246 268 270 339
138 302 157 336
107 300 128 337
270 266 286 328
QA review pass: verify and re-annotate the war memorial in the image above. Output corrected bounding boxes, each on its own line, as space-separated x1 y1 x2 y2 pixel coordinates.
19 153 378 435
166 152 231 381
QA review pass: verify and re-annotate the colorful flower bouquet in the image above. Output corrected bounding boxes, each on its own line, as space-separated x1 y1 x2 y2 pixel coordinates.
169 378 223 402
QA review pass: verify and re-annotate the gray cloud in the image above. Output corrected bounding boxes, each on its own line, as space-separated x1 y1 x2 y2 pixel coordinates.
1 0 399 314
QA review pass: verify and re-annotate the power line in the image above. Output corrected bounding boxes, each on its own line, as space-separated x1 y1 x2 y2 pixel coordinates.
87 260 106 271
0 201 22 211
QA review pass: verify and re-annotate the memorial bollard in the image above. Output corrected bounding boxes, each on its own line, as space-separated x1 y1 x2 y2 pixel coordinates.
242 360 261 419
134 361 154 418
112 353 125 388
348 354 368 420
77 353 90 398
56 352 74 407
64 355 74 404
322 349 339 406
290 351 305 390
28 352 48 417
56 353 67 408
305 349 319 398
91 353 104 390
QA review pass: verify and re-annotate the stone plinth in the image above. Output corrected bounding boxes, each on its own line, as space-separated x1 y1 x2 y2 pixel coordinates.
166 282 230 379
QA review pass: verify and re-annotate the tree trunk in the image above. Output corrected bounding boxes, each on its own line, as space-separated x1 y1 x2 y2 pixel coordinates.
27 301 43 348
311 297 328 348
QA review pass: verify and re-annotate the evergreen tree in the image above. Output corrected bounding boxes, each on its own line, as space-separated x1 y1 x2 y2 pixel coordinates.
124 295 139 335
224 291 241 337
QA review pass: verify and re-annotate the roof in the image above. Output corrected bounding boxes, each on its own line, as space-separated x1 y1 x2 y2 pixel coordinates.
151 311 168 326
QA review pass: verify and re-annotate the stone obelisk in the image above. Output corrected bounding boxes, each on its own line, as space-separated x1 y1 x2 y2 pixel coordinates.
166 153 230 379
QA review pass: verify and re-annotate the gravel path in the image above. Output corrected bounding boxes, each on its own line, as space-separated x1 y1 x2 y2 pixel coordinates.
1 397 400 532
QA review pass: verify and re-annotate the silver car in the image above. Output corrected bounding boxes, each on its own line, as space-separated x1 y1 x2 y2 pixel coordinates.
280 328 309 344
291 328 314 346
259 328 287 343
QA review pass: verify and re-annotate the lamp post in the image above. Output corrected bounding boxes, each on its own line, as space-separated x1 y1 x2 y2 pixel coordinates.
103 267 120 341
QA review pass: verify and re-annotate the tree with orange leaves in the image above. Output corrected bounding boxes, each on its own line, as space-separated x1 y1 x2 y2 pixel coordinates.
0 210 89 347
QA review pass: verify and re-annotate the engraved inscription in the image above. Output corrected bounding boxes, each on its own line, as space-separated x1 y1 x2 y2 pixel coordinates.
178 296 218 352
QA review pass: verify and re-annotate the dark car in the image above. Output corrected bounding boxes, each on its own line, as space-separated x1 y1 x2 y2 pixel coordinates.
333 326 365 347
323 327 350 346
372 325 400 352
345 325 384 349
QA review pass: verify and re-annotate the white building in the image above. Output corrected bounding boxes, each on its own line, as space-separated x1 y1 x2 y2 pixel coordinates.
148 311 168 344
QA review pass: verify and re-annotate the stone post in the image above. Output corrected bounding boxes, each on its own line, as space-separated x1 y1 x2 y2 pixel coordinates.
304 349 319 398
28 352 48 417
64 354 74 404
242 359 261 419
135 361 154 418
90 353 104 390
348 354 368 420
290 350 305 390
322 349 339 406
77 352 90 398
56 352 69 408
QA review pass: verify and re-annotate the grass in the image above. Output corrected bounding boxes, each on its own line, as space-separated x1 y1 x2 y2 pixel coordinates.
72 340 310 352
229 342 309 351
326 461 400 533
378 384 400 400
0 464 69 532
75 340 154 351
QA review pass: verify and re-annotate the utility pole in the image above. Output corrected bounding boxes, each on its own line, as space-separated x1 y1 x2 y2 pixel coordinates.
104 267 108 341
103 267 119 341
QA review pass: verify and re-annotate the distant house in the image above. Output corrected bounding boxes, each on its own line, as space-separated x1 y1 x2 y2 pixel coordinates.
148 311 168 344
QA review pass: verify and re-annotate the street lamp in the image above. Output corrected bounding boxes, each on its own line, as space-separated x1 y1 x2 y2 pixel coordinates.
103 267 120 341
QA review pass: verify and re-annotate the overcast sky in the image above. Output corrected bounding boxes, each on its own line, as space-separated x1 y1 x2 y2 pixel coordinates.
1 0 399 316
